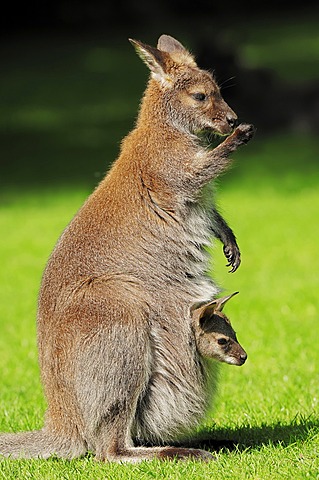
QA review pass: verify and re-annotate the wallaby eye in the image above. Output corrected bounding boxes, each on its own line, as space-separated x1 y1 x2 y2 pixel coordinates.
217 337 228 346
192 93 207 102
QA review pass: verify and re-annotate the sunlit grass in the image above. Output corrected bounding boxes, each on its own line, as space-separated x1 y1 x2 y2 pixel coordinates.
1 133 319 479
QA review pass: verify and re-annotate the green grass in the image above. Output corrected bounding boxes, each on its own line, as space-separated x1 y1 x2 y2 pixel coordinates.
1 17 319 480
0 134 318 479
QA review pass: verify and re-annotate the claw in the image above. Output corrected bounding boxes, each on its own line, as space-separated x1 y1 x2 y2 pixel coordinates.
223 243 241 273
229 259 240 273
226 256 240 273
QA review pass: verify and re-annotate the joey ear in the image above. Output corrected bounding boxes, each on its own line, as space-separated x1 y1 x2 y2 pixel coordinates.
191 292 239 318
191 301 217 325
129 38 172 84
157 34 196 67
214 292 239 312
195 303 219 332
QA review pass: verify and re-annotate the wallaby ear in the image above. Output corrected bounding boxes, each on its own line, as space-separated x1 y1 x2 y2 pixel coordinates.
129 38 172 85
157 34 196 67
157 34 188 53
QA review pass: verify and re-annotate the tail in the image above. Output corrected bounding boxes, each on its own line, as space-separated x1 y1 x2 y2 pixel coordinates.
0 428 86 459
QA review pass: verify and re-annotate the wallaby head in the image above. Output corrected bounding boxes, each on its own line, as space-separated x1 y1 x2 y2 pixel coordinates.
129 34 237 136
191 292 247 366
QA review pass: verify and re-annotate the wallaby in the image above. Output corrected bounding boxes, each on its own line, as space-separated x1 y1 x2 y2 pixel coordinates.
191 292 247 366
0 34 254 462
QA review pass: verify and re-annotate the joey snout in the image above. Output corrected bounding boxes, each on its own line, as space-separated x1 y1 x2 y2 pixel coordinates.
229 342 247 366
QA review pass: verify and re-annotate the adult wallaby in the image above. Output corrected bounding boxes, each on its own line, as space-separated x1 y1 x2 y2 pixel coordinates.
191 292 247 366
0 34 254 462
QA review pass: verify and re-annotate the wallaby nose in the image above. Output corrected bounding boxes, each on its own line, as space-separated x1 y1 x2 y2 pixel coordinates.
226 114 238 129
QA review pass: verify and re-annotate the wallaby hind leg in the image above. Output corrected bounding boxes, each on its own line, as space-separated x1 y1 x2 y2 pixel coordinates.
72 280 213 462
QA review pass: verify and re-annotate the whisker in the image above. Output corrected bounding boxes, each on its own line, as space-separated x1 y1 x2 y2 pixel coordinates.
221 82 237 90
219 76 237 88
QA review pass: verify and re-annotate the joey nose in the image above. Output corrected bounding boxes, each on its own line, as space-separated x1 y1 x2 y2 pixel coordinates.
240 352 247 364
226 114 238 129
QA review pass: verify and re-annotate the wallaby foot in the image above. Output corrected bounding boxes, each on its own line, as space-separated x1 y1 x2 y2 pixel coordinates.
155 446 214 462
98 445 214 463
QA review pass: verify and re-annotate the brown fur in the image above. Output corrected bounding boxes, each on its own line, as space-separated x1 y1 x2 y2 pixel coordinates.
0 34 254 462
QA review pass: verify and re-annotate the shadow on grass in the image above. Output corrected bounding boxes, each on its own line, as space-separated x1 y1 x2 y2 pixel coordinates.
175 415 319 452
136 415 318 452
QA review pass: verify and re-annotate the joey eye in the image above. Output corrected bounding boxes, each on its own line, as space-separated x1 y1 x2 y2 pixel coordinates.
192 93 207 102
217 338 228 346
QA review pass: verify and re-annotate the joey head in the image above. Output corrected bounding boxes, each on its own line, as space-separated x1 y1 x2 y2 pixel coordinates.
191 292 247 366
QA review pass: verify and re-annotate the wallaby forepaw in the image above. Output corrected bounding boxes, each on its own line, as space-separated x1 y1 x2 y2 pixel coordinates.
233 123 255 144
223 244 241 273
